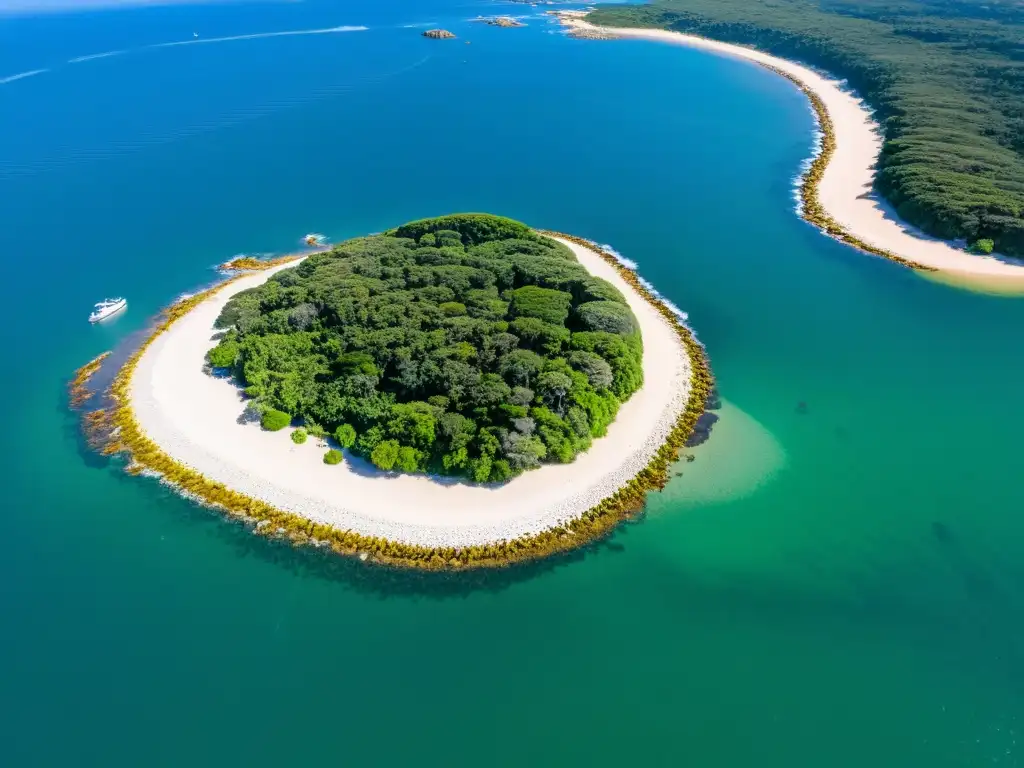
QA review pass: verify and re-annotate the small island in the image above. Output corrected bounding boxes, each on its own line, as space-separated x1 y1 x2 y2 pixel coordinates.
422 29 456 39
87 214 711 569
474 16 526 28
208 215 642 482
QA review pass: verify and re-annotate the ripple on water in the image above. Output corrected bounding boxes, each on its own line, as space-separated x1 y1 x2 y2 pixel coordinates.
660 400 785 505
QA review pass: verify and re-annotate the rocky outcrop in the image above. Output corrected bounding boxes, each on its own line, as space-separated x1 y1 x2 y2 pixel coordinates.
422 29 456 39
474 16 526 27
567 27 615 40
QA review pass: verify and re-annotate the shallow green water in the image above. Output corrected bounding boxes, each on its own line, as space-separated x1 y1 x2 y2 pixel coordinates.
1 2 1022 765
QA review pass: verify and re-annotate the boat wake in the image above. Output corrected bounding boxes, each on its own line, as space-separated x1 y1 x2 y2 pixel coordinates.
0 69 48 85
68 50 125 64
151 25 369 49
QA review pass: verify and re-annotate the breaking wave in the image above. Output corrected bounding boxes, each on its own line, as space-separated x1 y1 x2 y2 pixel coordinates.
152 25 368 49
595 241 690 323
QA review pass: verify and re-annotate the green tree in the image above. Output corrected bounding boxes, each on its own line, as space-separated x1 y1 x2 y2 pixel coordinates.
207 336 240 369
323 449 343 465
371 439 401 471
291 428 308 444
395 446 421 472
509 285 573 325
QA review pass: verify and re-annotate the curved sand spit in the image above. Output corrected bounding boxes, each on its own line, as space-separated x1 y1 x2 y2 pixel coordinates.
559 14 1024 288
129 237 692 548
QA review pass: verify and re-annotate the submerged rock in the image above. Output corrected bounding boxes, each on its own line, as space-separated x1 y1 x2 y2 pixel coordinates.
685 411 720 447
705 387 722 411
422 29 456 39
932 521 953 544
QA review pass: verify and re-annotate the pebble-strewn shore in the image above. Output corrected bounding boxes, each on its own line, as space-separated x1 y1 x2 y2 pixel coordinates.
83 232 711 569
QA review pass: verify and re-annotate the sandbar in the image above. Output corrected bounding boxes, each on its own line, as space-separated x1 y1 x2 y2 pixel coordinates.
557 13 1024 288
127 236 692 548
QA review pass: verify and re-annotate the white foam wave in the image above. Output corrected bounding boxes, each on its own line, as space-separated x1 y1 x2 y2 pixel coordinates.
596 242 690 322
401 22 437 28
0 69 48 85
792 104 826 214
152 25 368 49
68 50 124 64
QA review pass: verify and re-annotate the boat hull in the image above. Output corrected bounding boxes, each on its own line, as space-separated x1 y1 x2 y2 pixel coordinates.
89 301 127 323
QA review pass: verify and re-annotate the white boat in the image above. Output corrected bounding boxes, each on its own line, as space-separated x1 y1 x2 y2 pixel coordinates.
89 297 127 323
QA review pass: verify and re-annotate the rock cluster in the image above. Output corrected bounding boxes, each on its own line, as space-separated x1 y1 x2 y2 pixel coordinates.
422 29 456 39
475 16 526 28
568 27 615 40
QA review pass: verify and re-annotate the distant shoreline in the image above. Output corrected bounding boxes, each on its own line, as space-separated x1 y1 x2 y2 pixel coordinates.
93 232 712 569
556 13 1024 293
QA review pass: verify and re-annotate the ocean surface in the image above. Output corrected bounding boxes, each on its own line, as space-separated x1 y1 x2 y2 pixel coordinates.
2 1 1023 765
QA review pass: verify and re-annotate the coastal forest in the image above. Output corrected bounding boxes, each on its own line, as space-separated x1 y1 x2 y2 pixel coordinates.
207 214 643 482
589 0 1024 257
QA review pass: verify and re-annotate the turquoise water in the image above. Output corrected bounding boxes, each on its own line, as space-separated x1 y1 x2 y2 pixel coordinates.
3 1 1023 765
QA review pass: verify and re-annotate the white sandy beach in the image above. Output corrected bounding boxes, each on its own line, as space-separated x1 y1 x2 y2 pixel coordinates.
559 14 1024 286
129 237 692 548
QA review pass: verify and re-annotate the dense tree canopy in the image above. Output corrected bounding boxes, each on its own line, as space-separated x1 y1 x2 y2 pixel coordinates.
207 214 643 482
589 0 1024 256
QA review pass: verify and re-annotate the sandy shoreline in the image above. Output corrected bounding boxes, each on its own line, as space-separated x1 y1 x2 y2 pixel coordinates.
558 14 1024 288
127 236 692 549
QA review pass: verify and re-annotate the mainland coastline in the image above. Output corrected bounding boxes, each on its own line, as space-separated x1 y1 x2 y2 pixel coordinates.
82 227 712 569
555 12 1024 293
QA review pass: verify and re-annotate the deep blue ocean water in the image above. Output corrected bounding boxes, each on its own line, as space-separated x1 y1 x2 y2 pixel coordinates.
2 1 1023 765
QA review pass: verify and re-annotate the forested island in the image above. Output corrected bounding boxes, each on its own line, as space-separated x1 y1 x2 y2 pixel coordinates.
586 0 1024 257
206 214 643 483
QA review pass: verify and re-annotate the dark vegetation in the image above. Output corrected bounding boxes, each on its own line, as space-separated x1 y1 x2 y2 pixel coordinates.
589 0 1024 256
206 214 643 482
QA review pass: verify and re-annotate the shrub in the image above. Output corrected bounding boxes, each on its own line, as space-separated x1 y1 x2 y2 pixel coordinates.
206 337 239 369
291 428 308 445
323 449 343 465
261 409 291 431
335 423 357 449
489 459 514 483
971 238 995 254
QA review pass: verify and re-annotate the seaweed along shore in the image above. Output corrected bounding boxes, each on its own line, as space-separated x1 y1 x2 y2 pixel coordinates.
556 13 938 274
74 235 714 571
